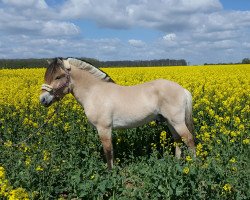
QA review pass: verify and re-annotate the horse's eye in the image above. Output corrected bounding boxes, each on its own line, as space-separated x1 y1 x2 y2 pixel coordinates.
55 76 61 80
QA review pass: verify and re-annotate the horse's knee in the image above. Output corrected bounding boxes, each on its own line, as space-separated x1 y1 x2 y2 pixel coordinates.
100 136 113 153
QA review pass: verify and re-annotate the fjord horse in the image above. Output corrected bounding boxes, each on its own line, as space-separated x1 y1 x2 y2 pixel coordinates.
40 58 196 169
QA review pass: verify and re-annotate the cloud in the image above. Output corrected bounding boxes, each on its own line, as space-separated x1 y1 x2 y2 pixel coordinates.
0 0 250 64
1 0 48 9
0 2 80 36
42 21 80 36
0 34 123 60
163 33 176 42
128 39 145 48
59 0 222 31
60 0 133 29
243 42 250 48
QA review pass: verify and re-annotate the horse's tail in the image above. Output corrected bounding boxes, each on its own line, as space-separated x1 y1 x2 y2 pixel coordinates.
184 89 195 137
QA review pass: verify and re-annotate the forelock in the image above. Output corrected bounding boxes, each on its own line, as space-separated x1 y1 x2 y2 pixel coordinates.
44 58 62 83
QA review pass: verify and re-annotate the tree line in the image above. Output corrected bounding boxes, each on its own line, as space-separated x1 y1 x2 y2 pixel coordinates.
0 58 187 69
204 58 250 65
1 57 249 69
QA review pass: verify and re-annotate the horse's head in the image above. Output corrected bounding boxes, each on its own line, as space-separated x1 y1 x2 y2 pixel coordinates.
40 58 71 107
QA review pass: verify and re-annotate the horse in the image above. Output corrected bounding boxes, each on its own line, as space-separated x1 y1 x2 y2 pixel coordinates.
40 57 196 169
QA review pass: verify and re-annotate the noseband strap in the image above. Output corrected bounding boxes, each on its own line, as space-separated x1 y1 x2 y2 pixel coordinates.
41 84 53 92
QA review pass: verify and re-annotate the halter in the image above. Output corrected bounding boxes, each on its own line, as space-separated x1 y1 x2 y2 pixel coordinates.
41 65 71 97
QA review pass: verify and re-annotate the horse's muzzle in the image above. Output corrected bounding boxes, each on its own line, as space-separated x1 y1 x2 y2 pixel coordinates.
40 92 54 107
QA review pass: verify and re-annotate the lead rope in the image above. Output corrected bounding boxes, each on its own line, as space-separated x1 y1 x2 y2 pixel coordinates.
0 105 59 147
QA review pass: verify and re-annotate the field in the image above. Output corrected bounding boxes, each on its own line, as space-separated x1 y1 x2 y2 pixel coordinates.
0 64 249 199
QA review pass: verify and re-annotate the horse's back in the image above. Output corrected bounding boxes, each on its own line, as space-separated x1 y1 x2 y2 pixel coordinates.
149 79 186 101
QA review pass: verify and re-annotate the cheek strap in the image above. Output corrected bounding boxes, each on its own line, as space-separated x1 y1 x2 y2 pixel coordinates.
41 84 53 92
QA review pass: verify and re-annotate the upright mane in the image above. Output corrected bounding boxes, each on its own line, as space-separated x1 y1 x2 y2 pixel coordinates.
67 58 114 83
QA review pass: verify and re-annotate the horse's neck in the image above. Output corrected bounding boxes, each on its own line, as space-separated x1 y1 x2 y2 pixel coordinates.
69 66 104 104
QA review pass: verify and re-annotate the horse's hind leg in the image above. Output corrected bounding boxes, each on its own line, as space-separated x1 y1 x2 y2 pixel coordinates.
164 116 196 158
171 123 196 157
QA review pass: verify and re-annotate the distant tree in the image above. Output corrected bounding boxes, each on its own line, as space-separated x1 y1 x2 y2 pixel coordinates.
0 58 188 69
242 58 250 64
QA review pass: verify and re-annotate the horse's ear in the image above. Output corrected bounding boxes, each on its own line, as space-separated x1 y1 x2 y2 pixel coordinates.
57 57 63 65
47 60 52 65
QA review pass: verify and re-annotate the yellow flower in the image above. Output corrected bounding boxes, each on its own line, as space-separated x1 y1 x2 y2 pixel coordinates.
183 167 190 174
216 140 221 144
223 116 230 123
32 122 38 128
202 163 208 169
160 131 167 147
173 142 178 147
230 139 236 143
43 150 50 162
22 117 29 125
20 143 29 152
208 109 215 116
229 158 236 163
151 143 157 149
231 167 237 172
36 166 43 171
25 157 31 166
160 131 167 137
196 143 203 156
234 117 241 125
223 183 232 192
230 131 237 137
149 121 156 126
0 179 10 197
202 132 210 142
3 140 12 147
242 138 249 145
185 155 192 162
90 175 95 180
8 188 29 200
63 122 70 132
239 124 245 130
116 137 122 145
0 166 5 179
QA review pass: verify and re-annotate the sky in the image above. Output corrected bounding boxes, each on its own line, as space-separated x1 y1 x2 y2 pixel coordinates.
0 0 250 64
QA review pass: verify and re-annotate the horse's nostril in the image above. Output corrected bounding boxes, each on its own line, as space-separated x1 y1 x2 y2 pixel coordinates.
41 97 46 104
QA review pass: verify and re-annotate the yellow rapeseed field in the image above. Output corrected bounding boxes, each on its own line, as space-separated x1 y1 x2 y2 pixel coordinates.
0 64 249 199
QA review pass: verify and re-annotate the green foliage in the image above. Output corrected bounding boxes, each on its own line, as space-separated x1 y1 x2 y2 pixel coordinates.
0 102 249 199
242 58 250 64
0 59 48 69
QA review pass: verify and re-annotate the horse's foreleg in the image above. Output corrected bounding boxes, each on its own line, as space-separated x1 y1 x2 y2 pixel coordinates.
97 126 113 169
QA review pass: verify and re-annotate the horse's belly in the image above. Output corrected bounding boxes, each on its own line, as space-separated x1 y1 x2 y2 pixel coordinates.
112 113 156 129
